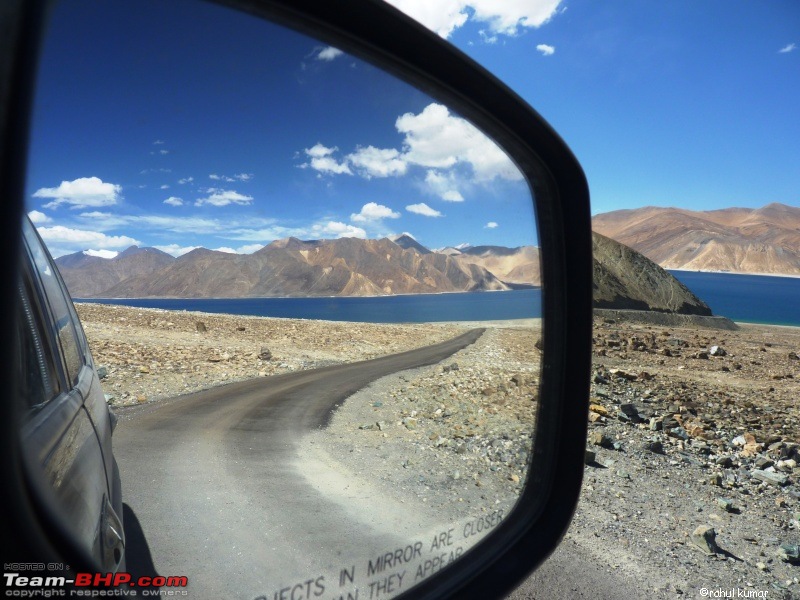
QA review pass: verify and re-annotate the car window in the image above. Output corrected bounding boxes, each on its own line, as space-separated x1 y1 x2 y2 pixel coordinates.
22 218 85 386
15 264 62 412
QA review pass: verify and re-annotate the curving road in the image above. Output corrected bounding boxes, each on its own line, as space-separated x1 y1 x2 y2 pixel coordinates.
115 329 484 599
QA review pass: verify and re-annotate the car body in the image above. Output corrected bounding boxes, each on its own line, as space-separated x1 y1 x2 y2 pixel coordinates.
16 215 125 573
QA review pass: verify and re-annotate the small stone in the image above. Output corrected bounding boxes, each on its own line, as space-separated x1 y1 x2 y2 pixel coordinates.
136 395 147 404
97 366 109 380
195 321 207 332
259 346 273 361
236 326 246 332
716 456 734 468
585 450 596 465
646 441 664 454
709 473 723 487
709 345 727 357
138 365 150 374
372 401 383 408
756 562 768 571
403 418 418 430
510 474 520 483
716 498 736 513
776 496 789 508
690 525 720 555
589 404 609 417
376 421 386 431
752 470 789 487
442 362 459 373
650 418 663 432
789 352 799 361
755 457 775 470
778 544 800 564
589 430 613 449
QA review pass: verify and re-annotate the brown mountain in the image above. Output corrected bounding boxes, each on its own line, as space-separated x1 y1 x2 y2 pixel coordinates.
55 246 176 297
451 245 541 287
591 232 712 315
61 237 511 298
592 203 800 275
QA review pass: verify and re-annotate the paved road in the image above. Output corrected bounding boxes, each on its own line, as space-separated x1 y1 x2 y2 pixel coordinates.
115 329 484 599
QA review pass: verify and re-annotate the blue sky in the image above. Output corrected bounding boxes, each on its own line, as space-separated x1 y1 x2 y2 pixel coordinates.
25 0 798 258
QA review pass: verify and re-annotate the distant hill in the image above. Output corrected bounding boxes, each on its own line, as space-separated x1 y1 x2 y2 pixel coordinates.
55 246 176 297
592 203 800 275
451 245 541 287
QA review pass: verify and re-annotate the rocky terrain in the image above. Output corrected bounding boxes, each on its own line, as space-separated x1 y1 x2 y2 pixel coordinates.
592 202 800 276
81 304 800 598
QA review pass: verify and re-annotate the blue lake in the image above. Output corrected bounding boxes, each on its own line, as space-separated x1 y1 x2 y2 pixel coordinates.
669 271 800 327
78 272 800 327
78 289 543 324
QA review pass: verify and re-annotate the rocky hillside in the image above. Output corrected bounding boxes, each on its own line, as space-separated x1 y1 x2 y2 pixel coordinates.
447 245 541 287
592 232 712 315
592 203 800 275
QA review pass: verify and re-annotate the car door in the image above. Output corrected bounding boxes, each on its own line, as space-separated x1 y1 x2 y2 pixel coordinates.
18 216 124 572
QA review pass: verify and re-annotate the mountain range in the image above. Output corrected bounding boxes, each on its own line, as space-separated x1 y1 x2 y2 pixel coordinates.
54 232 711 316
592 202 800 275
56 235 540 299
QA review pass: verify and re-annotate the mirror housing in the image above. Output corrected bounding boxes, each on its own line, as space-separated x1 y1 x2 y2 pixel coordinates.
0 1 592 598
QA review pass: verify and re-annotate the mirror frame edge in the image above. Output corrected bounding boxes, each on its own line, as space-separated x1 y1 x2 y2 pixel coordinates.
0 0 593 597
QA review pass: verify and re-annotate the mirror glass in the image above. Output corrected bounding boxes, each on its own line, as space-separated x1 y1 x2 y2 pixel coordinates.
24 0 542 596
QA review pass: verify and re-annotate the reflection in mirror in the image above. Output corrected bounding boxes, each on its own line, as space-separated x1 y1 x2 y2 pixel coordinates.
24 0 542 596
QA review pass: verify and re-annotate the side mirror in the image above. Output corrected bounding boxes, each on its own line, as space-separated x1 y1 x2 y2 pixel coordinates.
0 1 591 598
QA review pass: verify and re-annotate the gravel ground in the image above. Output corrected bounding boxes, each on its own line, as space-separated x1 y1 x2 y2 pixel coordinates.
77 304 800 599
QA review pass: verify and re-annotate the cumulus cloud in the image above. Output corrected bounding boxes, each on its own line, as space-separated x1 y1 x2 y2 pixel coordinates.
160 184 170 189
485 221 499 229
28 210 52 224
163 197 184 206
33 176 122 209
536 43 555 56
195 189 254 207
234 173 253 181
347 146 407 178
36 225 139 249
178 176 194 184
83 249 119 259
301 144 352 175
316 46 344 61
396 103 522 181
385 0 562 39
312 221 367 238
350 202 401 223
779 43 797 54
406 203 442 217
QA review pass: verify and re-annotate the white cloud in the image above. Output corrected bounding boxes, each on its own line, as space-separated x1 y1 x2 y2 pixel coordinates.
163 196 184 206
347 146 407 178
300 144 353 174
385 0 562 39
536 43 555 56
312 221 367 238
237 244 264 254
195 189 254 207
425 170 464 201
37 225 139 249
153 140 165 145
155 244 200 257
406 203 443 217
779 43 797 54
442 190 464 202
316 46 344 61
159 149 169 155
178 176 194 184
396 103 521 181
350 202 401 223
392 231 417 240
28 210 52 224
234 173 253 181
213 247 238 254
160 184 170 189
83 249 119 259
306 143 337 158
485 221 499 229
33 176 122 209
